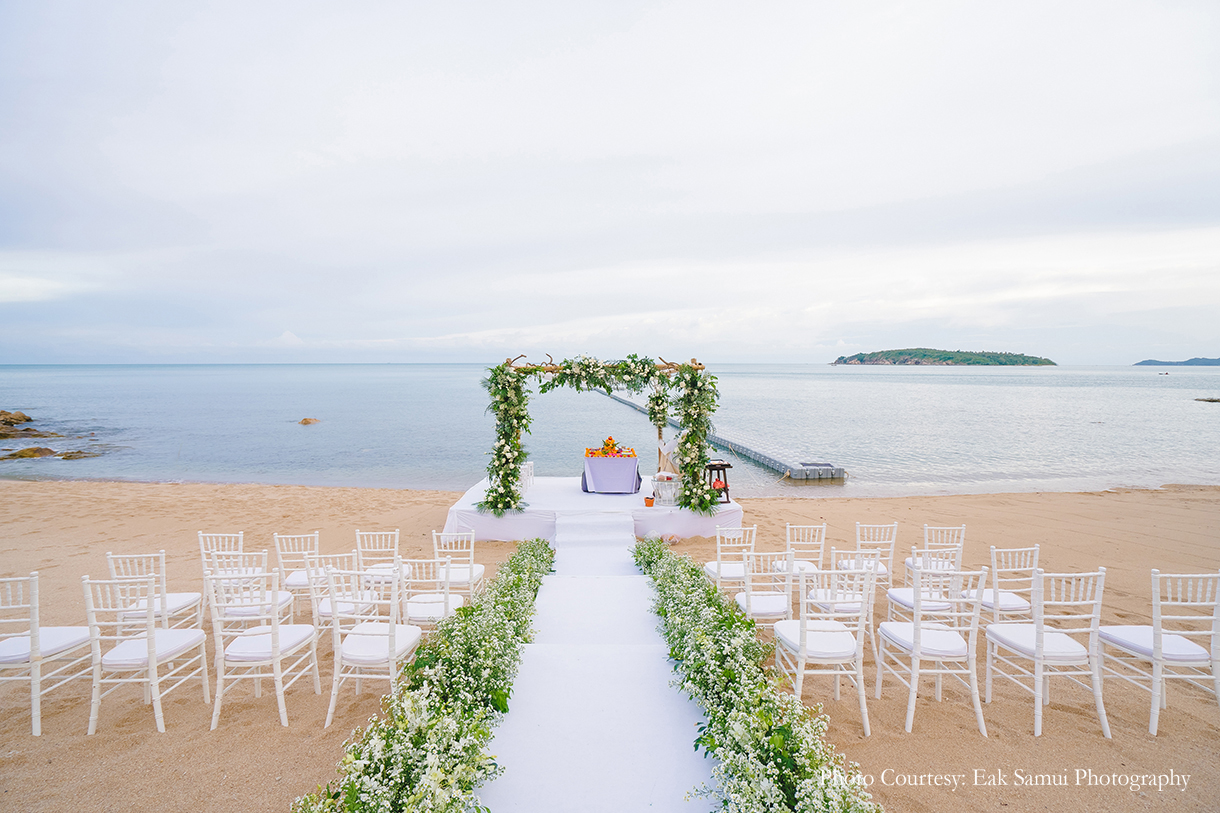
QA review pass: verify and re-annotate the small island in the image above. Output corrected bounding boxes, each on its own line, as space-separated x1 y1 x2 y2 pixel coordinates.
833 348 1056 366
1134 357 1220 366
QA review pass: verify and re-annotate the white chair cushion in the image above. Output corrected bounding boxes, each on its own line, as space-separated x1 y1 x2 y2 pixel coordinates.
962 588 1031 613
774 619 858 660
703 561 746 581
986 623 1089 664
340 622 422 666
119 592 203 621
1099 625 1211 664
445 564 485 586
102 628 206 670
282 569 310 589
886 588 952 612
404 593 465 623
221 591 294 617
807 589 865 614
224 624 316 662
0 626 91 664
734 592 790 618
837 559 889 577
879 621 969 659
773 560 819 574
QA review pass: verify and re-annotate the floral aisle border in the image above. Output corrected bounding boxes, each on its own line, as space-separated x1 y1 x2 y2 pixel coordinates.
293 539 555 813
477 354 721 517
632 537 881 813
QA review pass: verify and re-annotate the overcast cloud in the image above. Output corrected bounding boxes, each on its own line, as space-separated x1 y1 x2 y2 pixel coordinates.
2 1 1218 364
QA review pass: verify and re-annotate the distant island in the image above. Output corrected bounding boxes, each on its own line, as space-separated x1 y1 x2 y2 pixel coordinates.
1133 357 1220 366
833 348 1056 366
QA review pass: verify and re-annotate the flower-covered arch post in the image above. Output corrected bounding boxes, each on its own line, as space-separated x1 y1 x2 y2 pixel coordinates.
476 354 721 517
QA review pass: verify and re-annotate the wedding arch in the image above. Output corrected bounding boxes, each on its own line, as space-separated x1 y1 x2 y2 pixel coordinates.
477 354 721 516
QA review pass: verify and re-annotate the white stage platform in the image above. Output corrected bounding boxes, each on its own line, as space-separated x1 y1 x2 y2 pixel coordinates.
442 476 744 541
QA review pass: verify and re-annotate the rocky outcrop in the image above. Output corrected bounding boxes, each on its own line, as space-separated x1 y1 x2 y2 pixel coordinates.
0 410 34 426
1 447 57 460
299 418 321 425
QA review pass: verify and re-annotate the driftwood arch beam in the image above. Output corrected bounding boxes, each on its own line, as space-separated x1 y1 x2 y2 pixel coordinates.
476 354 721 517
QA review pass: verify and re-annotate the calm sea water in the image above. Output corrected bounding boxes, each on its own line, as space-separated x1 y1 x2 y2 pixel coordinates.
1 364 1218 498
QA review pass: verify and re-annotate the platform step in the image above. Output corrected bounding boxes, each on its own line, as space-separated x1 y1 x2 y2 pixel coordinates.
553 513 637 548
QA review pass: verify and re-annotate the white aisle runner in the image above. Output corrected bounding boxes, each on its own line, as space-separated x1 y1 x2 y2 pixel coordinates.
478 512 714 812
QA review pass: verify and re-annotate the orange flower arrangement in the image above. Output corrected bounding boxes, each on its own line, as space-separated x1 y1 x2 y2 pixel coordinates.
585 436 636 458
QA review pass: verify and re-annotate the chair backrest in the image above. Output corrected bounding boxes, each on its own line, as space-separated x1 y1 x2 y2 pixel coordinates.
208 549 269 579
797 568 874 645
1151 569 1220 656
1032 568 1106 635
325 562 401 659
988 545 1040 619
717 525 757 548
908 565 989 647
404 557 453 595
785 524 826 569
206 569 284 634
303 550 360 628
356 529 400 568
855 523 897 569
274 532 319 575
907 544 962 573
0 573 39 657
199 532 243 558
923 524 965 550
106 550 173 619
401 557 455 625
741 550 794 613
81 575 158 645
432 531 475 564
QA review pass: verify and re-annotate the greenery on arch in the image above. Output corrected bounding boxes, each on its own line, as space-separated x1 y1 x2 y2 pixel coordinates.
476 354 721 517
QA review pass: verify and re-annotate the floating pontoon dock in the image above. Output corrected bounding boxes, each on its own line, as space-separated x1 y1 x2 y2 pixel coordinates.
602 392 846 481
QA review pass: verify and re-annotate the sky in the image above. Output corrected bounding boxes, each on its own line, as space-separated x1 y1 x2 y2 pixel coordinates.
1 1 1218 366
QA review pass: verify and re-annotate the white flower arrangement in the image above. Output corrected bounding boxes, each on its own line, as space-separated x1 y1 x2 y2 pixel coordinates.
294 539 555 813
632 538 881 813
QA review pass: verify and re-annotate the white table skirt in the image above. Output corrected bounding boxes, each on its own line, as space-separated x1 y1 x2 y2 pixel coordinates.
581 457 642 494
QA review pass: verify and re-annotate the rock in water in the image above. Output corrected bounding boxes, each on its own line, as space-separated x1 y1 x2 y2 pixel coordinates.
1 447 56 460
0 410 34 426
299 418 321 425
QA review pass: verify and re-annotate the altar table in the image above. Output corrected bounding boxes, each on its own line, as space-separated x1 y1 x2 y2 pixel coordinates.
581 456 642 494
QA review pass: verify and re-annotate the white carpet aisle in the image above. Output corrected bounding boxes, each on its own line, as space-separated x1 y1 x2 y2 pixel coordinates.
478 512 715 811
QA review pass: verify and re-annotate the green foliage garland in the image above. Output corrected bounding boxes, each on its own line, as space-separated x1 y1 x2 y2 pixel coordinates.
476 355 721 517
671 364 720 516
633 538 881 813
293 539 555 813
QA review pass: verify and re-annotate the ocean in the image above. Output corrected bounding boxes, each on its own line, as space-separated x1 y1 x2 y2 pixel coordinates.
2 363 1218 498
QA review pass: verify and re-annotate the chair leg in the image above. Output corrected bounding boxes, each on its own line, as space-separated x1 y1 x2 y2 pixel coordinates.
794 658 805 699
874 641 885 699
985 642 993 703
273 660 289 727
1090 653 1111 739
856 660 871 737
905 657 920 733
210 662 226 730
1149 661 1163 736
199 643 211 703
325 664 342 728
969 661 987 737
310 639 321 694
149 664 166 734
934 669 942 702
1033 660 1044 737
30 661 41 737
87 661 103 736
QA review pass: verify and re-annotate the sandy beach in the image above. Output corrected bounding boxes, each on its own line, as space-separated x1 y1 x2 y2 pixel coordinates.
2 479 1218 812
